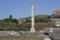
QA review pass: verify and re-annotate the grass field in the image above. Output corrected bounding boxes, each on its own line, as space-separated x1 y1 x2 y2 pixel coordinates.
0 31 44 40
0 36 43 40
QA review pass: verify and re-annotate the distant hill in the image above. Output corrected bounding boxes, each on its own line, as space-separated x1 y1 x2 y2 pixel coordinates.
19 14 51 23
23 14 51 19
35 15 51 19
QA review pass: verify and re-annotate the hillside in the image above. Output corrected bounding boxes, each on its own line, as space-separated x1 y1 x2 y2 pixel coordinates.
19 15 51 23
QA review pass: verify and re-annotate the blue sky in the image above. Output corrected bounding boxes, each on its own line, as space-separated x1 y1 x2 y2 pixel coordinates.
0 0 60 19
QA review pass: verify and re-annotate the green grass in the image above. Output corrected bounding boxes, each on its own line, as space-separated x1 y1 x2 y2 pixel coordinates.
0 36 43 40
0 22 19 31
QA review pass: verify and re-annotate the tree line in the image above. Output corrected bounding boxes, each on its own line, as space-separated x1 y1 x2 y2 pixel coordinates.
25 16 51 23
0 15 18 24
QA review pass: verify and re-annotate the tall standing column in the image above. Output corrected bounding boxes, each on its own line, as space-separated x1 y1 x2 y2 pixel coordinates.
30 3 35 33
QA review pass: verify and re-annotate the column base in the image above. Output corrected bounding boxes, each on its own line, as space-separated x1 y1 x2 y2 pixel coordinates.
30 27 35 33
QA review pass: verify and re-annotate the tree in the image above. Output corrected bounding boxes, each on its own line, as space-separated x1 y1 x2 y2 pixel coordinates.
12 19 18 24
25 19 31 23
0 20 2 22
9 15 12 22
3 18 10 22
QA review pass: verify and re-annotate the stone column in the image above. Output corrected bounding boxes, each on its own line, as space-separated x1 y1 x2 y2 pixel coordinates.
30 3 35 33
